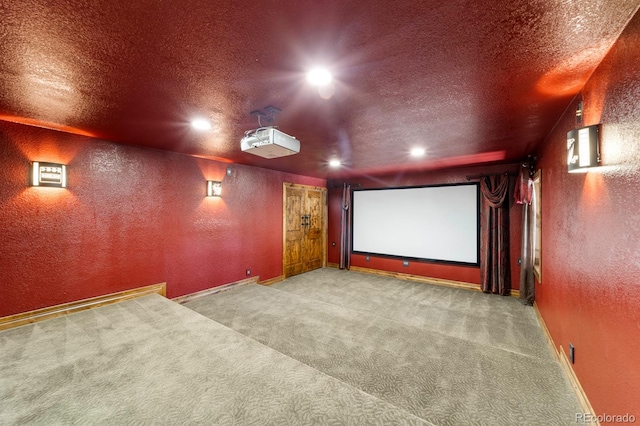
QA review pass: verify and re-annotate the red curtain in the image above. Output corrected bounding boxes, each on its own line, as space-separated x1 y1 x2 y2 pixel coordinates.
480 175 511 295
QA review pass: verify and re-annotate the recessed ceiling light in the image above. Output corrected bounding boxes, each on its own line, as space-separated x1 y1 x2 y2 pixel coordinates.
191 118 211 131
329 159 341 167
307 68 333 86
411 147 426 157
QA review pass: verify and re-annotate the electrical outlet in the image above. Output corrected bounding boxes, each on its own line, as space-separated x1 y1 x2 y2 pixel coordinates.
366 256 370 262
569 343 575 364
246 269 251 276
403 260 409 267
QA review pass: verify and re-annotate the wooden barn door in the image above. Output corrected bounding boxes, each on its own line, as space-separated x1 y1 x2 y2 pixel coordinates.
283 183 327 277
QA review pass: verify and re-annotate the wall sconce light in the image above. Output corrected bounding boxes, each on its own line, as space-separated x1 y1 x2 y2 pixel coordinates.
206 180 222 197
567 124 600 173
31 162 67 187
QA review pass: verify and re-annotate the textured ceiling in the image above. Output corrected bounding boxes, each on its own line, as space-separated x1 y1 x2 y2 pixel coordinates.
1 0 639 178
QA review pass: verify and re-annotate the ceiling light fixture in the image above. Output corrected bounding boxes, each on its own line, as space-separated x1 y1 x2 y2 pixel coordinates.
410 147 426 157
329 159 341 167
191 118 211 131
306 68 333 86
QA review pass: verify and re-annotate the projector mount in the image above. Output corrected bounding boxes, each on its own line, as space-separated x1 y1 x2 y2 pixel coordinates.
249 105 281 129
244 105 283 140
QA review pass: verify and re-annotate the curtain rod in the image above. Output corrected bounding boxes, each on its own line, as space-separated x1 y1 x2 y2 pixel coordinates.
328 183 362 188
465 172 517 181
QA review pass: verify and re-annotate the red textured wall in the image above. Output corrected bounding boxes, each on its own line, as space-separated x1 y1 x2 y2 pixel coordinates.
535 11 640 419
327 163 523 290
0 121 325 317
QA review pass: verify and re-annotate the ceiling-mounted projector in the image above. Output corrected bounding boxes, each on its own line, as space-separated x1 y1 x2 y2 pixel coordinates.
241 127 300 159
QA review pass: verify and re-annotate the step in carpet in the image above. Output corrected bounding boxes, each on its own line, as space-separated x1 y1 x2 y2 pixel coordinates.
185 269 581 426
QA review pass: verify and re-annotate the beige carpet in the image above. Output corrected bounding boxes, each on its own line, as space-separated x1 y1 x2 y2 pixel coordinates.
0 294 430 425
185 268 582 425
274 268 551 359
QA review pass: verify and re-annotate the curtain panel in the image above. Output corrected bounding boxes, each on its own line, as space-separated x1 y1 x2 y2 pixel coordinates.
480 175 511 295
514 165 535 304
339 183 351 270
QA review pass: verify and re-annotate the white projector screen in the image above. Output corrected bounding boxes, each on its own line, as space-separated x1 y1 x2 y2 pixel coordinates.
352 183 479 265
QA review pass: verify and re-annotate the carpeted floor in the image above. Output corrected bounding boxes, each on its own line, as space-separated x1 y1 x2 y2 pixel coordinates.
274 268 551 359
0 293 430 425
1 268 582 425
185 268 582 425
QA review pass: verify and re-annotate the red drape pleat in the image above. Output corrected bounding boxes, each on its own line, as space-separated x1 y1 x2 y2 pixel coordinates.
480 175 511 295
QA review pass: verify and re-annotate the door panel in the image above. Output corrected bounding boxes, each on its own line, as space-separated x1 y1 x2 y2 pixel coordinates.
304 189 324 271
285 239 303 277
283 184 326 278
285 187 305 277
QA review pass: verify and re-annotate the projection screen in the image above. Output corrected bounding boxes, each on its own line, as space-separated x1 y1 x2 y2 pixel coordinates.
351 183 480 265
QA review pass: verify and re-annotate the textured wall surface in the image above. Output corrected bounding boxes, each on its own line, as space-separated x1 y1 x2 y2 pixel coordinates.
327 163 523 290
1 1 638 179
535 11 640 419
0 122 325 317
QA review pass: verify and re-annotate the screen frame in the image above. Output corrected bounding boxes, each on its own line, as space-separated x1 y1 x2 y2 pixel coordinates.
350 182 481 267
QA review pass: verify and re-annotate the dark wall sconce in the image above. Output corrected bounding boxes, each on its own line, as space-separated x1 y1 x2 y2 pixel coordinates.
567 124 600 173
206 180 222 197
31 162 67 187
